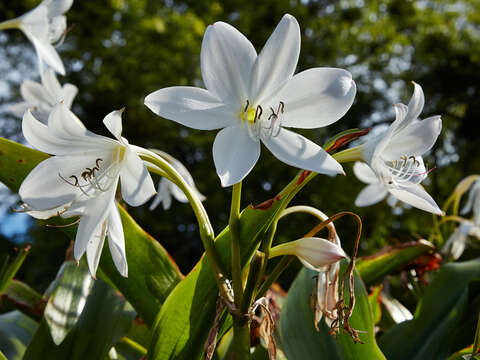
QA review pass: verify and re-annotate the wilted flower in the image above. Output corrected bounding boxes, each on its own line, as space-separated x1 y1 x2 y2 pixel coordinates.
10 68 77 123
145 14 356 187
441 220 480 260
19 104 156 277
352 82 442 215
0 0 73 75
149 150 205 211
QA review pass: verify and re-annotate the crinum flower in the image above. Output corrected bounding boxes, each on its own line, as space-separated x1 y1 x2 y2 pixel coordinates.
441 220 480 260
19 103 156 277
269 237 346 271
354 82 442 215
0 0 73 75
148 150 205 211
145 14 356 187
10 68 77 123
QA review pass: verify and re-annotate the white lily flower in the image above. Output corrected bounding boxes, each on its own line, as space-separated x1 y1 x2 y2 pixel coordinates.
0 0 73 75
145 14 356 187
353 161 412 211
10 68 77 123
461 179 480 226
149 150 206 210
19 103 156 277
441 220 480 260
269 237 346 271
354 82 442 215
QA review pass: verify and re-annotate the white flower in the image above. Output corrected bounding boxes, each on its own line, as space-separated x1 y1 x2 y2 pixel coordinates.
19 103 156 277
149 150 205 211
441 220 480 260
356 82 442 215
269 237 346 271
10 68 77 123
0 0 73 75
461 179 480 226
145 14 356 187
353 161 411 211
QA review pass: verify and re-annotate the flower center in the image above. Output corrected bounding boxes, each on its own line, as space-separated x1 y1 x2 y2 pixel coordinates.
383 155 432 187
238 100 285 141
59 146 125 197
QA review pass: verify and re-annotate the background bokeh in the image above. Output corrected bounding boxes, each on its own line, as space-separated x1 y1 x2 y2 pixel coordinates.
0 0 479 292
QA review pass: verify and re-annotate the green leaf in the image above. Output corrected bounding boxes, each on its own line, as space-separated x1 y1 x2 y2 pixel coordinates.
379 259 480 360
0 311 38 360
356 239 434 286
44 261 94 345
2 280 45 321
23 278 136 360
279 266 386 360
148 172 310 360
0 137 183 326
369 285 382 325
0 244 31 293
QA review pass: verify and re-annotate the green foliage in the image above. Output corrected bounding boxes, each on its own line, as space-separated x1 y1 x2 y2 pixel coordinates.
279 266 386 360
379 259 480 360
23 277 135 360
0 311 37 360
356 239 434 286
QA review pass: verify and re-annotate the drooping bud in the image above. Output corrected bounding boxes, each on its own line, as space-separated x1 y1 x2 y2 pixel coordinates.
269 237 346 271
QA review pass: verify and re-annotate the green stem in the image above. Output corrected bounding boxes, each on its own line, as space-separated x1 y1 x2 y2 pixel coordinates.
0 19 20 31
240 251 264 313
229 181 243 307
232 318 250 360
135 147 232 302
331 145 364 163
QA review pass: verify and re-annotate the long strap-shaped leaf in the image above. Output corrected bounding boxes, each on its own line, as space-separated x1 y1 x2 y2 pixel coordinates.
0 138 183 326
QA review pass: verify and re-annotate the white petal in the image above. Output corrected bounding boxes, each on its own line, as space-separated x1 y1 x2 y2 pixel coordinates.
275 68 356 129
107 203 128 277
398 82 425 133
9 102 29 118
145 87 235 130
353 161 378 184
27 32 65 75
74 191 114 277
46 0 74 17
262 128 344 176
200 21 256 103
249 14 300 103
383 116 442 160
41 68 62 99
169 181 189 203
103 109 124 141
21 202 72 220
61 83 78 108
149 179 172 211
212 125 260 187
442 228 467 260
19 154 103 210
269 237 346 270
120 148 156 206
389 184 443 215
355 184 388 207
20 79 53 106
23 109 96 155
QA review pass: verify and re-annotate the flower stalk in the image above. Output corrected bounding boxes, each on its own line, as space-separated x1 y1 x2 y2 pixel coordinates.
229 181 244 309
135 147 233 302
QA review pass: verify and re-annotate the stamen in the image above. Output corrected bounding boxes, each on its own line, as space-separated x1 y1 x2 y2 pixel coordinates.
46 218 81 228
244 100 250 113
